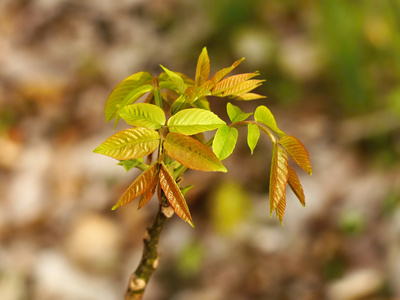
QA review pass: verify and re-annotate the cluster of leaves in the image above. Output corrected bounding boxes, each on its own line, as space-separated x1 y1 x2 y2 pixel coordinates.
94 48 312 226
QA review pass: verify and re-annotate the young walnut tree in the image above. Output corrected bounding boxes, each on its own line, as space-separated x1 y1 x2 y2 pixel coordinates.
94 48 312 299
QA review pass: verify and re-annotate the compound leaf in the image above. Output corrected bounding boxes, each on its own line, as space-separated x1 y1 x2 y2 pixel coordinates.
112 162 159 210
159 163 193 227
160 65 188 94
247 123 260 154
269 143 289 222
226 102 252 123
164 132 227 172
212 125 238 160
287 166 305 206
119 103 166 129
93 127 160 160
167 108 225 135
254 105 286 138
279 135 312 175
195 47 210 87
105 72 153 122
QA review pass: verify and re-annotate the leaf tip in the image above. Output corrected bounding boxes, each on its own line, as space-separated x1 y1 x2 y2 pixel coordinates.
111 205 118 210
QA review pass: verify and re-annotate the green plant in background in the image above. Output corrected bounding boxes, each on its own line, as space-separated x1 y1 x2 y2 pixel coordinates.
94 47 312 299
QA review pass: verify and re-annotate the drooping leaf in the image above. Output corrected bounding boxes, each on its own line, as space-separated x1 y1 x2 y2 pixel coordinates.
195 47 210 87
159 163 193 227
138 174 159 209
254 105 286 138
212 73 261 94
119 103 166 129
105 72 153 122
235 93 266 101
212 125 238 160
112 163 159 210
226 102 252 123
117 158 144 172
247 123 260 154
164 132 227 172
269 143 289 221
279 135 312 175
160 65 188 94
287 166 305 206
167 108 225 135
93 127 160 160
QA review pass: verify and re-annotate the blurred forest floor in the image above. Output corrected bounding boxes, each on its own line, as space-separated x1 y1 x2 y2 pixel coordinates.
1 0 400 299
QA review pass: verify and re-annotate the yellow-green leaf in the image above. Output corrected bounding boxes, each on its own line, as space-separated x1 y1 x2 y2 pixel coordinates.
167 108 225 135
112 163 159 210
254 105 286 138
247 123 260 154
164 132 227 172
119 103 166 129
235 93 266 101
160 65 188 94
287 166 305 206
212 125 238 160
93 127 160 160
212 72 261 94
279 135 312 175
105 72 153 122
159 163 193 227
226 102 252 123
269 143 289 222
195 47 210 87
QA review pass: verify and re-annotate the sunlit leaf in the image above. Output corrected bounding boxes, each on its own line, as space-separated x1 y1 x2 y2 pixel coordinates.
138 174 159 209
226 102 252 123
212 125 238 160
247 123 260 154
105 72 153 122
220 80 264 97
167 108 225 135
159 163 193 227
212 73 261 94
254 105 286 138
279 135 312 175
164 132 227 172
93 127 160 160
269 143 289 221
195 47 210 87
235 93 266 101
287 166 305 206
170 94 190 115
117 158 144 172
209 58 245 84
119 103 166 129
112 163 159 210
160 65 188 94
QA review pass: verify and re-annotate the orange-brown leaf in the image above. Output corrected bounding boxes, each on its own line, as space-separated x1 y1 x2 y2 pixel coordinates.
211 73 259 94
287 166 305 206
220 80 264 97
112 163 159 210
279 135 312 175
235 93 266 101
209 58 245 84
195 48 210 87
269 143 289 221
164 132 227 172
138 174 158 209
159 163 193 227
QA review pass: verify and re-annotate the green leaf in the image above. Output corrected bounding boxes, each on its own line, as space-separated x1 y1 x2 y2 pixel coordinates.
112 163 159 210
119 103 166 129
269 143 289 223
93 127 160 160
160 65 188 94
105 72 153 122
117 158 144 172
195 47 210 87
226 102 252 123
287 166 305 206
192 98 210 110
254 105 286 138
164 132 227 172
279 135 312 175
212 125 238 160
170 94 190 115
247 123 260 154
168 108 225 135
159 163 194 227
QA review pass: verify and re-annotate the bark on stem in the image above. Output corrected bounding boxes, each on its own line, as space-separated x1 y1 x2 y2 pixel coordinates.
124 204 173 300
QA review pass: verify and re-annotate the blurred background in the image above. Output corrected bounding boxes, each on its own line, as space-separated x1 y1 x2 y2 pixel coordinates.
1 0 400 299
